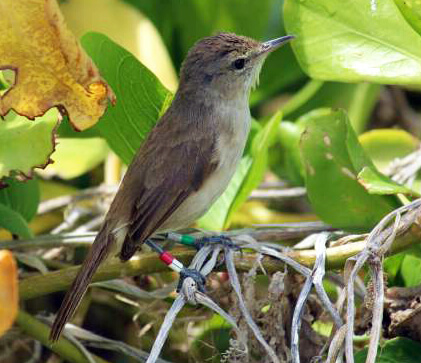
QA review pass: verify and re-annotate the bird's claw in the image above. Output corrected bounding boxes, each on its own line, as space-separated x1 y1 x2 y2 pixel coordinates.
177 268 206 293
194 235 240 251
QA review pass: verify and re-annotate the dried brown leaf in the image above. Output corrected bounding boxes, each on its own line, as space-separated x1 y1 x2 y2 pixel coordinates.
0 0 115 131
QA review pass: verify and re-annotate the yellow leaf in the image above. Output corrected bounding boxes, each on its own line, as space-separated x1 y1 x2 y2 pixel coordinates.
0 250 18 336
60 0 178 92
0 0 115 131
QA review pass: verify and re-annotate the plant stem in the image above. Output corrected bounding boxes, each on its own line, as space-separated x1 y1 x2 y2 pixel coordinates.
20 249 195 300
282 79 324 118
19 213 421 301
348 83 382 134
16 310 110 363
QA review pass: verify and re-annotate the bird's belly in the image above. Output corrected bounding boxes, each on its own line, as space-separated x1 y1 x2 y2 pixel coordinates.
159 101 251 232
160 133 247 231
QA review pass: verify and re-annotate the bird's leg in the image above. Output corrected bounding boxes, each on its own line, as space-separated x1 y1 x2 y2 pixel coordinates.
166 232 241 251
144 239 206 293
195 235 241 251
177 268 206 293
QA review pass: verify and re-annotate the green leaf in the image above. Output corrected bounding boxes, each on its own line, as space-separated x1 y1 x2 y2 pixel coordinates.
358 167 418 196
0 178 39 222
0 108 59 181
394 0 421 36
124 0 305 105
81 32 171 165
347 83 382 134
38 138 109 180
355 337 421 363
199 113 282 230
359 129 419 172
300 108 399 230
358 129 420 195
400 254 421 286
270 120 305 186
14 253 48 274
384 252 405 285
0 204 33 239
0 71 8 90
282 82 382 135
284 0 421 85
57 116 100 138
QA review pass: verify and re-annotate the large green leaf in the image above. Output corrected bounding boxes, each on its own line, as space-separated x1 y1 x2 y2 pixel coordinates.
284 0 421 85
81 32 171 165
0 204 33 239
0 178 39 222
270 82 381 185
394 0 421 36
270 120 305 186
57 116 100 138
199 113 282 230
397 244 421 287
355 337 421 363
39 138 109 180
383 252 406 286
300 109 399 230
0 108 59 181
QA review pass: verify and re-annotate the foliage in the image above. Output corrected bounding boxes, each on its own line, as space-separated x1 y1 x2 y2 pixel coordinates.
300 108 400 230
2 0 421 362
0 109 59 181
0 0 114 131
284 0 421 85
81 32 171 165
355 337 421 363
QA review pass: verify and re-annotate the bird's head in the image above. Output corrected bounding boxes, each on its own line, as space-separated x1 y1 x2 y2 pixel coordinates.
179 32 294 100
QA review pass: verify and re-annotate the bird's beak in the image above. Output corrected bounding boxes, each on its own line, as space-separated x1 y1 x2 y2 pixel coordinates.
259 35 295 55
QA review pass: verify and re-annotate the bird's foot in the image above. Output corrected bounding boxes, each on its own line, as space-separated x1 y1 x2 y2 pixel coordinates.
177 268 206 293
194 235 240 251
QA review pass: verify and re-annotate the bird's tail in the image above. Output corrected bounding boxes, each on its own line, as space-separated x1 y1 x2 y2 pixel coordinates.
49 226 112 342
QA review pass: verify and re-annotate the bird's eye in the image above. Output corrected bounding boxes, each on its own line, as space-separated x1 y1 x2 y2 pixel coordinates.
233 58 245 70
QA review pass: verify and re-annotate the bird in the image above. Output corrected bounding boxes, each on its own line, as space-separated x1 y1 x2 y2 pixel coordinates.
49 32 294 341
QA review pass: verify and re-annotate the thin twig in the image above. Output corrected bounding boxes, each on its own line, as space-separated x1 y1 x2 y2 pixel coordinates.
344 199 421 363
249 187 306 200
19 207 421 301
37 185 118 215
226 249 280 363
15 310 110 363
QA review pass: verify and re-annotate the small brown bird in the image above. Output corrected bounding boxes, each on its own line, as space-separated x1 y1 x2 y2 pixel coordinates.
49 32 294 341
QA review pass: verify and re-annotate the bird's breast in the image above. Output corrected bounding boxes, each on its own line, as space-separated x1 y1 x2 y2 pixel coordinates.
161 103 251 230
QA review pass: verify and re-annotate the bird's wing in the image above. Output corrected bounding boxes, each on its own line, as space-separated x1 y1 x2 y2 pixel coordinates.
113 110 218 261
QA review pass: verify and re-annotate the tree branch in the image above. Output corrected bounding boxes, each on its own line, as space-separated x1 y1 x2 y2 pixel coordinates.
19 211 421 301
16 310 110 363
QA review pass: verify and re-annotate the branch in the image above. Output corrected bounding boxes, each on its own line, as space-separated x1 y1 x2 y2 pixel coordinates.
16 310 110 363
19 210 421 301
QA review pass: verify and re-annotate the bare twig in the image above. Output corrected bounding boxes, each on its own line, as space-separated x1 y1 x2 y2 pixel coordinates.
15 310 110 363
385 145 421 190
145 246 247 363
226 249 280 363
343 199 421 363
37 185 118 215
18 207 421 301
249 187 306 200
